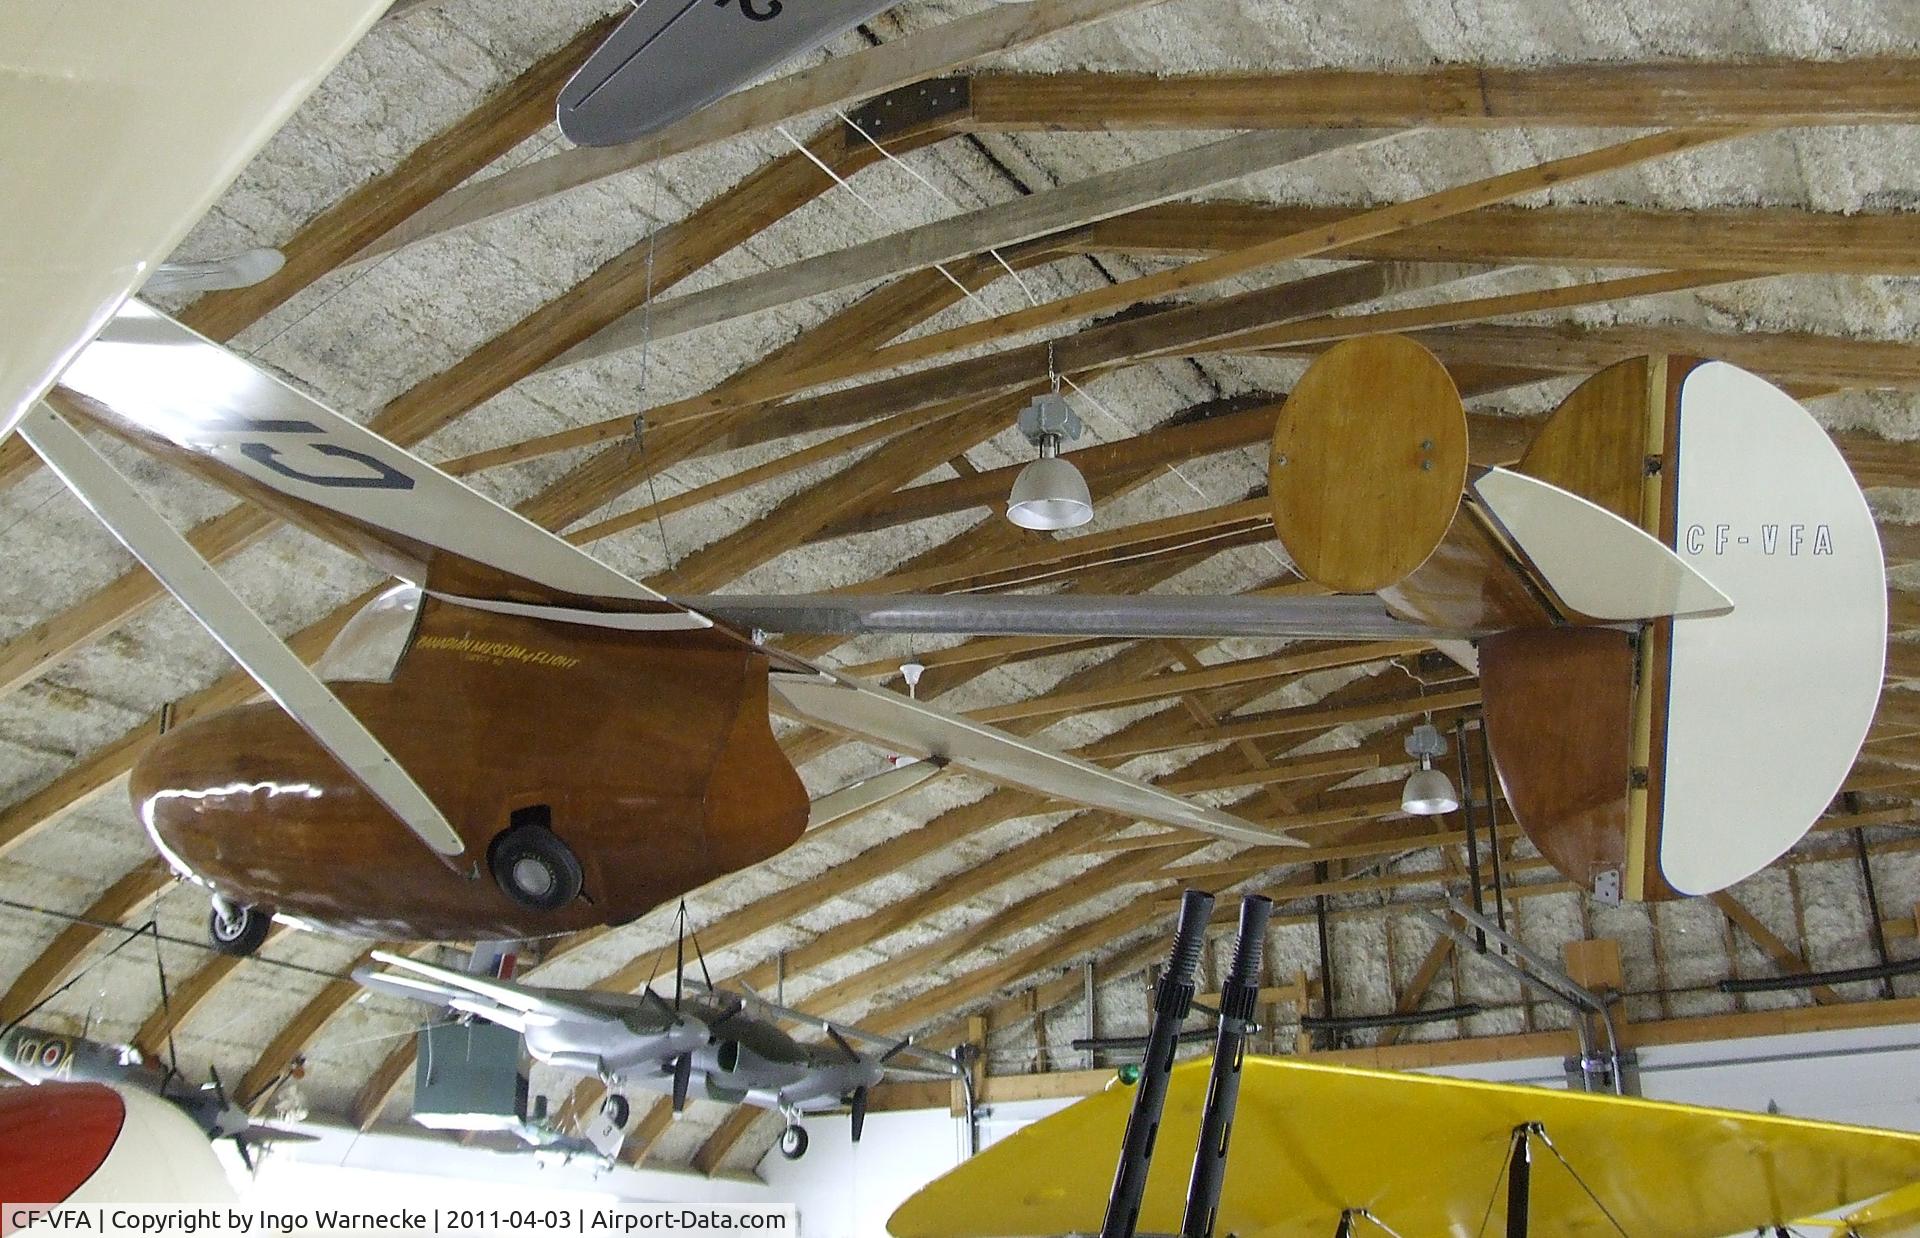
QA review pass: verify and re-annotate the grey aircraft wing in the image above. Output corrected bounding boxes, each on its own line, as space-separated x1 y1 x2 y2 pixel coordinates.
356 951 674 1034
558 0 899 147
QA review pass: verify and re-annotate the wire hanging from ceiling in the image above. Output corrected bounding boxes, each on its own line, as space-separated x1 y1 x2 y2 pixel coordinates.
629 135 680 573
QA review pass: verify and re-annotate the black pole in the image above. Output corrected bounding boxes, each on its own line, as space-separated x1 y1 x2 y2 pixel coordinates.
1476 721 1509 933
1181 895 1272 1238
1333 1211 1355 1238
1506 1126 1532 1238
1314 864 1336 1049
1455 718 1487 951
1101 888 1216 1238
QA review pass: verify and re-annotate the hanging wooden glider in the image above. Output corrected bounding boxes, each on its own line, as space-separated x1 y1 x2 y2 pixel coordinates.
1265 336 1885 902
22 302 1294 946
886 1056 1920 1238
12 308 1884 946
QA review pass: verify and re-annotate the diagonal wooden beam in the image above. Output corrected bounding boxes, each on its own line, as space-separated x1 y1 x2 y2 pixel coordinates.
351 0 1173 263
621 1098 678 1167
179 17 620 343
554 128 1399 368
1082 686 1483 762
1709 892 1841 1005
0 860 173 1026
1377 932 1457 1048
240 948 382 1108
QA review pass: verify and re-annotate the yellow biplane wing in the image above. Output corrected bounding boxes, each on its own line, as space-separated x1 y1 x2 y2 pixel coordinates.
1834 1182 1920 1238
888 1057 1920 1238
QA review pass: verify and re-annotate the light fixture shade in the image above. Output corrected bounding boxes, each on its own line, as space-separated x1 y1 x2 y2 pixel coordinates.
1401 766 1460 816
1007 456 1093 530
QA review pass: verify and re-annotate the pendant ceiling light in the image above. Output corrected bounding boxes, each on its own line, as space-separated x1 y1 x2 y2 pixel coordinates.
1401 722 1460 816
1007 392 1093 531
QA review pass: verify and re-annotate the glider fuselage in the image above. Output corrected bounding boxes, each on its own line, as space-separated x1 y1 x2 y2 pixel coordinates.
131 596 809 941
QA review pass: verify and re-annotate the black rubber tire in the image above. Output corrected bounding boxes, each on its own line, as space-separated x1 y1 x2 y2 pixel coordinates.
208 903 271 957
489 824 584 911
779 1125 809 1161
602 1093 632 1129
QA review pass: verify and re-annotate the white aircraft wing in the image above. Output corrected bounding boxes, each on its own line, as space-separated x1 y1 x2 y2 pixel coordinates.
356 951 652 1031
0 0 390 438
770 668 1298 848
31 304 1283 840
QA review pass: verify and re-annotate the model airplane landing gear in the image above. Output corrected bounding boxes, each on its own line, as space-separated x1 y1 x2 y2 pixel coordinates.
488 810 583 911
778 1117 809 1161
208 895 271 957
601 1093 631 1129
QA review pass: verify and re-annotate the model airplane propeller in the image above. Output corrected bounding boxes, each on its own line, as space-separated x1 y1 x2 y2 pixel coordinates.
353 948 956 1160
0 1023 314 1170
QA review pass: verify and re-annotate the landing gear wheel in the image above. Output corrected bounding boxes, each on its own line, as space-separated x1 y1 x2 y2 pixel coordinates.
208 902 271 957
601 1093 632 1128
778 1124 809 1161
489 824 583 911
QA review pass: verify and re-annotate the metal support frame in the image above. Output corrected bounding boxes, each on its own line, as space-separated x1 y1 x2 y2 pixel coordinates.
1101 889 1215 1238
1454 717 1488 951
15 402 467 867
1419 901 1625 1095
1181 895 1273 1238
1474 720 1509 931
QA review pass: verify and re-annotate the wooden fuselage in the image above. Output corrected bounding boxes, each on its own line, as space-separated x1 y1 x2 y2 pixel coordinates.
130 597 809 941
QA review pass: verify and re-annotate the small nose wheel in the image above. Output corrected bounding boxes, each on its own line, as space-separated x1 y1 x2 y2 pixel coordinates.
778 1123 809 1161
601 1093 632 1129
208 897 271 957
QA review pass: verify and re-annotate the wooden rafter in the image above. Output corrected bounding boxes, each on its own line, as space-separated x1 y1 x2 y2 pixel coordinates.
1076 202 1920 275
961 62 1920 131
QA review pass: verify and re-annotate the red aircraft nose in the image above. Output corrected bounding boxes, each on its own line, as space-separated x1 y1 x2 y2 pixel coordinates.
0 1081 125 1204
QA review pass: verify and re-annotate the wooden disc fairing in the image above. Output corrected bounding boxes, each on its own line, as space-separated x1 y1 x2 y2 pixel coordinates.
1269 335 1468 593
131 596 809 941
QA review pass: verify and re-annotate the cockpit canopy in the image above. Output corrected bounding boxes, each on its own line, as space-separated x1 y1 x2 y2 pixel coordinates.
313 583 421 684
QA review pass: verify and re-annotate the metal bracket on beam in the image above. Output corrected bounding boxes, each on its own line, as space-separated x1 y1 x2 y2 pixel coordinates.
844 76 973 141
